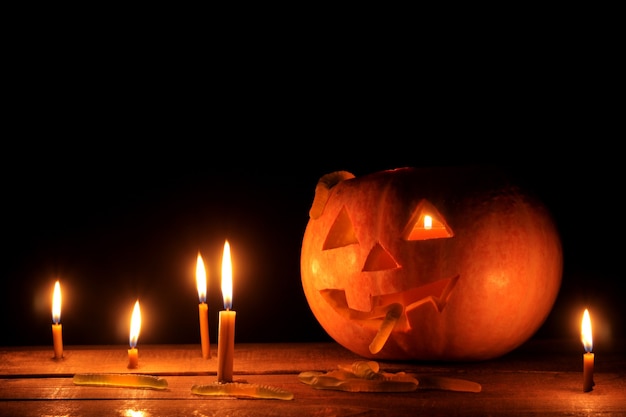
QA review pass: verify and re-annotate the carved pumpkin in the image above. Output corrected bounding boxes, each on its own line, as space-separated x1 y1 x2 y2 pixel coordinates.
301 167 562 361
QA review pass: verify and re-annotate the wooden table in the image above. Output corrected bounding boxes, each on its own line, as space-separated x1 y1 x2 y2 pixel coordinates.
1 339 625 417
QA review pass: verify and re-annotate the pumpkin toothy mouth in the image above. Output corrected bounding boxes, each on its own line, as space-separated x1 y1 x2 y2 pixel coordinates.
319 274 459 332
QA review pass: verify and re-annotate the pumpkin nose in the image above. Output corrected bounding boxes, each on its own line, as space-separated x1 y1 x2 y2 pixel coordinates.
338 242 400 312
363 243 399 272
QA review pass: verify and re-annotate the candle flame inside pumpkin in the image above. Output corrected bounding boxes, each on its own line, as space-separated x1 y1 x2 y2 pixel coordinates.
129 300 141 349
402 200 453 240
196 252 207 303
581 308 593 353
52 280 61 324
423 215 432 229
222 240 233 310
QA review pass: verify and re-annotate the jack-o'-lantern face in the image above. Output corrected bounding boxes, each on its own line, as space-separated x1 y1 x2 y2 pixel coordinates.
300 167 562 361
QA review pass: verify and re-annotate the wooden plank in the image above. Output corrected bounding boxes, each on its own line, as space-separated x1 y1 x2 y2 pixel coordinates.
1 372 625 417
2 339 625 376
1 340 625 417
0 343 365 376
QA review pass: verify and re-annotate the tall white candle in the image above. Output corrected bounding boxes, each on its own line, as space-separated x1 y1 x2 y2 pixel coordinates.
217 240 236 382
197 252 211 359
128 300 141 369
581 308 594 392
51 280 63 359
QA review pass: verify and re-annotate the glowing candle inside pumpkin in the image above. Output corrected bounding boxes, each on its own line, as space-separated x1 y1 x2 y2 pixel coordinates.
128 300 141 369
581 308 594 392
404 201 453 240
51 280 63 359
423 215 432 229
197 252 211 359
217 240 236 382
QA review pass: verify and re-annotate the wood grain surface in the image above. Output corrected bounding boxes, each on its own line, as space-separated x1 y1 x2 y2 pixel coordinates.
1 339 625 417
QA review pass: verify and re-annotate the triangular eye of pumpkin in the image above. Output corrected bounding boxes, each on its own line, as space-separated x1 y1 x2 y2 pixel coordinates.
402 199 454 241
323 206 359 250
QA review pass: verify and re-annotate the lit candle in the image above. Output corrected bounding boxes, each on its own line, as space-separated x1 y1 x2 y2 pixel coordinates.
581 308 594 392
197 252 211 359
51 280 63 359
404 201 452 240
128 300 141 369
423 215 433 229
217 240 236 382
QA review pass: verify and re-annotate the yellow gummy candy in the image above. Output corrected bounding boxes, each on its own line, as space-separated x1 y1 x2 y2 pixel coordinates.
73 373 168 390
191 382 294 400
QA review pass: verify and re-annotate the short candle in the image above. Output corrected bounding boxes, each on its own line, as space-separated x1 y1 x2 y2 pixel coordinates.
128 300 141 369
581 308 594 392
197 252 211 359
217 240 236 382
51 280 63 359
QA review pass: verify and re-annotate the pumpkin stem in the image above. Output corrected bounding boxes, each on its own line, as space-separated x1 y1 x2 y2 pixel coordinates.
309 171 355 219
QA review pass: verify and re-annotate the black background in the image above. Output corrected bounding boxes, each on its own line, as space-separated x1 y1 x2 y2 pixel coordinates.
2 30 622 353
2 146 623 352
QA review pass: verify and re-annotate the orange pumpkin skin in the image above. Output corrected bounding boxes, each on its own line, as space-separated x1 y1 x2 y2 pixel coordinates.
301 167 562 361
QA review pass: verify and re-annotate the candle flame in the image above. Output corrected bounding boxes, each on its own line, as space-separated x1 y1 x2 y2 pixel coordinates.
196 252 207 303
581 308 593 353
221 240 233 310
52 280 61 324
423 215 432 230
129 300 141 348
